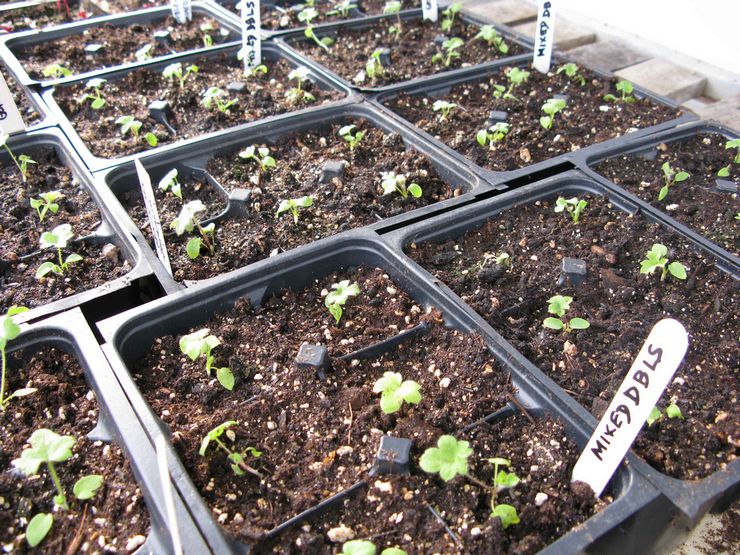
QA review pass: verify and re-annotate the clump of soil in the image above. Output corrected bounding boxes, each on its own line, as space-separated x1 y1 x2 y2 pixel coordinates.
385 64 683 171
594 133 739 256
408 193 739 480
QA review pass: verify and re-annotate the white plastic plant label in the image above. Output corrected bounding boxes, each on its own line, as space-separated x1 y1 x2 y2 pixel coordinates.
170 0 192 24
423 0 438 22
571 318 689 497
239 0 262 69
155 435 183 555
533 1 555 73
134 159 173 275
0 71 26 135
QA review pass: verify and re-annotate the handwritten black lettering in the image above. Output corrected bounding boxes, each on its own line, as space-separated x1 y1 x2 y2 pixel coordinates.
633 369 649 388
623 386 640 406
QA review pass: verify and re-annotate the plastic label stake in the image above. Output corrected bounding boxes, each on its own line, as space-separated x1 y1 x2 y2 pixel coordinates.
423 0 438 22
156 435 183 555
239 0 262 70
533 0 555 73
571 318 689 497
170 0 192 24
0 71 26 135
134 159 173 276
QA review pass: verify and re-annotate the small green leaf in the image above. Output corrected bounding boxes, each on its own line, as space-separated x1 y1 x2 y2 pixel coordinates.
186 237 202 260
342 540 376 555
73 474 103 500
35 261 58 279
419 435 472 481
675 171 689 182
491 503 520 529
666 402 683 419
667 261 687 280
543 317 564 330
329 303 342 324
91 97 106 109
658 185 669 201
476 129 488 146
380 549 407 555
65 253 83 265
646 406 662 426
26 513 53 547
217 367 235 391
717 166 730 177
144 132 158 147
408 183 422 198
569 318 590 330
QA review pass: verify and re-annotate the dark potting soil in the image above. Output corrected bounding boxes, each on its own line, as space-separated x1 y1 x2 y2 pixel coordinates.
17 13 226 78
0 346 150 552
0 2 75 33
6 70 42 127
385 64 684 172
292 17 524 87
0 146 130 312
53 53 343 159
593 133 740 256
408 193 739 480
123 119 456 282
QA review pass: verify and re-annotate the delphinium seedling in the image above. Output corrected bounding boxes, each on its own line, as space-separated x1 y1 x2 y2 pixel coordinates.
0 131 35 183
373 372 421 414
646 402 684 426
474 24 508 53
180 328 234 390
200 22 214 48
159 168 182 199
380 171 422 199
420 435 472 481
658 162 689 201
275 196 314 224
717 139 740 176
341 540 408 555
339 124 365 152
301 8 334 50
170 200 217 260
77 78 106 109
479 251 511 269
603 79 636 103
366 49 385 80
639 243 687 282
115 115 142 140
432 37 464 68
285 66 316 104
540 97 566 130
238 145 277 173
327 0 356 18
554 196 587 223
242 62 268 79
492 67 530 101
0 306 34 410
41 63 72 79
432 99 457 120
134 43 153 62
162 62 199 90
476 122 510 148
542 295 590 332
383 1 402 40
199 420 262 476
325 280 360 323
201 86 237 114
440 2 462 32
36 224 83 279
487 457 521 529
30 190 63 222
556 62 586 86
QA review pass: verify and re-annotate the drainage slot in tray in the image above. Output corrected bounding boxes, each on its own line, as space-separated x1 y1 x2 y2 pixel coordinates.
375 198 479 235
488 161 577 195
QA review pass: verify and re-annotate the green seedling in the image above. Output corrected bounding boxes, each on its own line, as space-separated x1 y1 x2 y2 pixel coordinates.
487 457 520 529
325 280 360 323
658 162 689 201
540 97 566 130
440 2 462 32
383 1 402 40
180 328 234 390
327 0 357 18
238 145 277 173
199 421 262 477
735 212 740 220
366 49 385 80
200 22 214 48
286 66 316 103
201 86 237 114
420 435 472 481
36 224 83 279
115 115 142 139
339 124 365 151
718 138 740 174
242 63 268 79
604 79 636 103
170 200 217 260
647 402 683 426
26 513 53 548
162 62 199 90
479 251 511 268
476 122 510 148
556 62 586 86
0 306 34 410
276 196 314 224
134 43 153 62
30 190 63 222
639 243 687 282
144 132 158 147
41 63 72 79
432 37 464 67
301 8 334 50
381 171 422 199
543 295 590 332
474 24 508 53
432 99 457 120
159 168 182 199
492 67 530 101
341 541 408 555
0 131 35 182
373 371 421 414
77 78 106 109
554 196 587 224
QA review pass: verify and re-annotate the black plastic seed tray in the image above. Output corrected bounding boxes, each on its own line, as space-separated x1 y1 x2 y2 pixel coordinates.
379 168 740 527
574 120 740 271
0 2 241 87
95 97 486 293
40 41 352 172
6 308 211 553
1 128 162 324
96 228 678 554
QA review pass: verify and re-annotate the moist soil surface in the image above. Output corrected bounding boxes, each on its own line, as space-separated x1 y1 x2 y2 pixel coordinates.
132 266 605 551
292 16 524 87
408 193 739 480
7 70 42 127
593 133 740 256
16 13 227 79
0 146 130 312
53 52 343 159
121 118 457 282
385 63 683 171
0 346 150 553
0 2 75 33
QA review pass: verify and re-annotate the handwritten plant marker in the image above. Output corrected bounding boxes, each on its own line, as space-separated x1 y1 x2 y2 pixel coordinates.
170 0 192 24
423 0 438 22
0 71 26 135
135 159 172 275
533 1 555 73
239 0 262 70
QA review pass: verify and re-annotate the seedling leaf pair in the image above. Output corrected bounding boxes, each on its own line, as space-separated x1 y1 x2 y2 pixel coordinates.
554 196 587 223
36 224 83 279
639 243 687 281
542 295 590 332
325 280 360 323
179 329 234 390
419 435 472 481
373 372 421 413
380 171 422 199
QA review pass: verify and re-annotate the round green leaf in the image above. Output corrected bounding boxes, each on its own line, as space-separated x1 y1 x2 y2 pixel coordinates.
73 474 103 500
35 261 58 279
668 262 687 280
675 171 689 182
217 367 235 391
491 503 520 529
543 317 564 330
408 183 422 198
717 166 730 177
476 129 488 146
186 237 202 260
658 185 669 201
342 539 376 555
569 318 590 330
26 513 53 547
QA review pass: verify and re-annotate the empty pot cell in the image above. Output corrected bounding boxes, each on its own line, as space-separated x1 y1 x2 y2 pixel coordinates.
132 266 514 546
52 50 343 159
408 191 739 481
0 145 131 311
593 133 740 256
384 64 682 171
